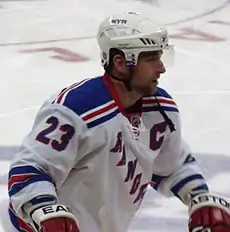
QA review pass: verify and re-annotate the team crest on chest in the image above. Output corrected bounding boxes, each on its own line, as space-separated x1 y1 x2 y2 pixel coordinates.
110 131 149 206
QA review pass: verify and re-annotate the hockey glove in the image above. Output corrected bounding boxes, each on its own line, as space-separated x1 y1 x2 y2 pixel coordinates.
31 204 80 232
188 193 230 232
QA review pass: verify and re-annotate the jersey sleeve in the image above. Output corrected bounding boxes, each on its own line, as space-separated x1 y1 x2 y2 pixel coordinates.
150 102 209 205
8 103 87 220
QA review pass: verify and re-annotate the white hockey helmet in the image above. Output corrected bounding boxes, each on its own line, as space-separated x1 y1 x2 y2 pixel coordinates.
97 12 174 67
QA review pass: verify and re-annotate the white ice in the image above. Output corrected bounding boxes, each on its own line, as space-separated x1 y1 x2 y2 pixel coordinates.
0 0 230 231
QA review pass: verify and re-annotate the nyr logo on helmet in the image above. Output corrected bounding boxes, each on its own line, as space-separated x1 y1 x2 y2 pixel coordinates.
110 18 127 24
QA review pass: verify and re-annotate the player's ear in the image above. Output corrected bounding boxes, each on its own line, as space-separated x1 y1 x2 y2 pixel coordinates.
113 54 126 72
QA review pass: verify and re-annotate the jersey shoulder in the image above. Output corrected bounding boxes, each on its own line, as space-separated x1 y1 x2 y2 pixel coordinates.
142 87 179 113
53 76 120 128
155 87 174 99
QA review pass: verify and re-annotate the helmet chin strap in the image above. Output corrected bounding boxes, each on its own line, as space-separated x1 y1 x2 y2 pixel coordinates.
106 63 135 91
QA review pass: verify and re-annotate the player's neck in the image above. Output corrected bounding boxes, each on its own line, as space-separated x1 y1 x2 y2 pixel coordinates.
109 78 141 108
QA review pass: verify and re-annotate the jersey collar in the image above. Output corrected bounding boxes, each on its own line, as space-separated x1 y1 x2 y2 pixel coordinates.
102 73 142 120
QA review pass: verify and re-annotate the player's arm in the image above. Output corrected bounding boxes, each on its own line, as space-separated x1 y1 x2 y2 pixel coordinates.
8 103 86 232
151 113 230 231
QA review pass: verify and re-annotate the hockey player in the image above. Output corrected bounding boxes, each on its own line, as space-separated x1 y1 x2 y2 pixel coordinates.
8 12 230 232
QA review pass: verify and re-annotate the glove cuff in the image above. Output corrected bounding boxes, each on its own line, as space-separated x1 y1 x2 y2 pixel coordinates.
31 204 79 227
189 193 230 215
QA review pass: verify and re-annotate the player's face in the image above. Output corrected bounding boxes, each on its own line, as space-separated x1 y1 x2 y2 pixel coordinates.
131 51 166 95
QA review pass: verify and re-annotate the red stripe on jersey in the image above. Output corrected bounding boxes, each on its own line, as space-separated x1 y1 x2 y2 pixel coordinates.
8 174 38 190
9 202 34 232
18 215 34 232
56 79 86 104
82 102 117 121
143 98 176 105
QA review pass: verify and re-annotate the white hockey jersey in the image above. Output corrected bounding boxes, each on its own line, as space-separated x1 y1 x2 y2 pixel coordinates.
8 74 208 232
